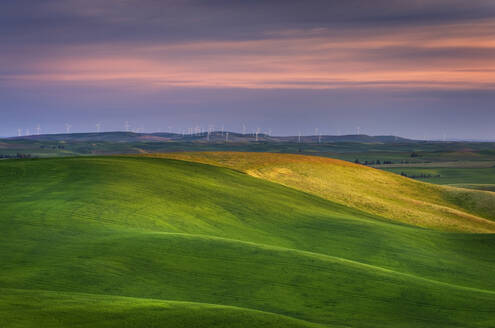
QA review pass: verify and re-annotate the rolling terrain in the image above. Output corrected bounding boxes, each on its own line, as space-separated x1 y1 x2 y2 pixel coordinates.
1 155 495 327
3 132 495 162
144 152 495 232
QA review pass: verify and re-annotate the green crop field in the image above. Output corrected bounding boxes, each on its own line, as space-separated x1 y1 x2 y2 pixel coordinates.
1 154 495 327
382 167 495 192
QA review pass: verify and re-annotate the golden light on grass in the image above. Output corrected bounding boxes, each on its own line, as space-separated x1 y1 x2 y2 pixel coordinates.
144 152 495 233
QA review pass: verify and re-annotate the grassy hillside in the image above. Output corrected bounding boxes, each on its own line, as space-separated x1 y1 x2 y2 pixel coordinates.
145 152 495 233
1 156 495 327
0 289 323 328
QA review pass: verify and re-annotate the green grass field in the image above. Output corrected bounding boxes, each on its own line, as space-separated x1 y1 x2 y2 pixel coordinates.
148 152 495 232
1 155 495 327
382 167 495 191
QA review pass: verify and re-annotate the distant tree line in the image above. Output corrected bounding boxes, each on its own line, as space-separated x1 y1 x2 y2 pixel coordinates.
400 172 440 179
39 145 65 149
354 152 422 166
354 159 394 165
0 153 36 159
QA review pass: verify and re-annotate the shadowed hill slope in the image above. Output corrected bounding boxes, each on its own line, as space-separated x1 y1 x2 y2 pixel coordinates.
1 156 495 327
148 152 495 233
0 289 324 328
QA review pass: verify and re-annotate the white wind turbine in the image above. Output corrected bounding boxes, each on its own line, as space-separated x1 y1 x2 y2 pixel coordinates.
96 123 101 133
36 124 41 135
65 123 72 134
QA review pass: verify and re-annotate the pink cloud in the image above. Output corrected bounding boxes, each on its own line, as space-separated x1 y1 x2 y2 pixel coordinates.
4 20 495 91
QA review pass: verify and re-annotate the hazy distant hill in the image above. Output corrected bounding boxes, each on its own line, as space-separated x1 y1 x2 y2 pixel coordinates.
7 132 172 143
6 131 416 144
3 131 495 161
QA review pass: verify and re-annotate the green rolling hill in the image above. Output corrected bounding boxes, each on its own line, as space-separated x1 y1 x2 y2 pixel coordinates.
1 155 494 327
144 152 495 233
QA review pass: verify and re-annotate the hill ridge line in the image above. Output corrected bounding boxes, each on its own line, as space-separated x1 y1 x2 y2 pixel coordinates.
0 287 329 328
114 229 495 295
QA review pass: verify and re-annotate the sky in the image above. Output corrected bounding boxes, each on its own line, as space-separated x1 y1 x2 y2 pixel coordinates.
1 0 494 138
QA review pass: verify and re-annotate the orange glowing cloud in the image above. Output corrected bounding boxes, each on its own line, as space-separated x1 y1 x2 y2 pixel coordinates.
5 20 495 91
